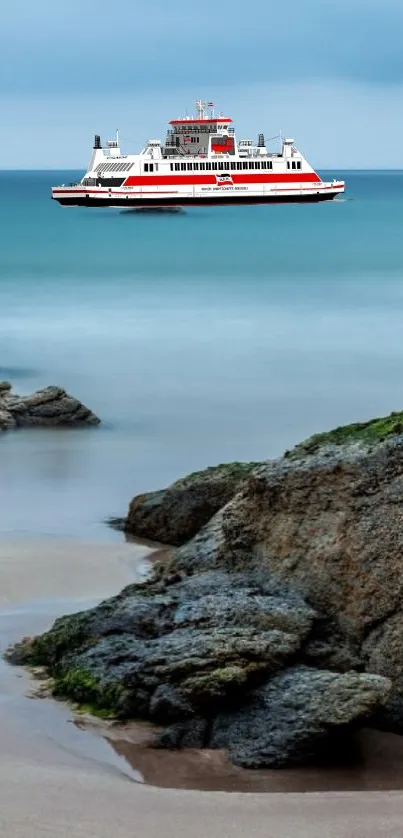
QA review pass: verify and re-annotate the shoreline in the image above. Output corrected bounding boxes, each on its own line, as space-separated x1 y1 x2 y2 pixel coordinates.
1 542 403 834
3 537 403 795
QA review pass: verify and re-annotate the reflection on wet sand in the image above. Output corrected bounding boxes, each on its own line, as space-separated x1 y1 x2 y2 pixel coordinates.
79 714 403 793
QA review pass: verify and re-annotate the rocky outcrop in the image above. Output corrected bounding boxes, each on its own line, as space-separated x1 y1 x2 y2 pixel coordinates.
0 383 100 429
8 571 316 721
10 409 403 768
210 667 390 768
121 462 259 545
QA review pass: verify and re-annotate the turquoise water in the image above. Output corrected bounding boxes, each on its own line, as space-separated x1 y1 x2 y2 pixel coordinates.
1 170 403 538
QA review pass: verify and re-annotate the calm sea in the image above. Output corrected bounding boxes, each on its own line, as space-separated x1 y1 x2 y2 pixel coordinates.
1 170 403 539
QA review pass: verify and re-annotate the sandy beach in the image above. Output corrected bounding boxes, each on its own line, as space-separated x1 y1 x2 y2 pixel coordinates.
0 538 403 836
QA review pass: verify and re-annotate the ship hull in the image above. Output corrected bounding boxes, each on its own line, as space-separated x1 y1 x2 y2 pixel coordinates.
53 189 344 208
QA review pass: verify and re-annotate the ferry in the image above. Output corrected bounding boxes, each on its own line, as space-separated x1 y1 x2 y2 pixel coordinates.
52 100 345 208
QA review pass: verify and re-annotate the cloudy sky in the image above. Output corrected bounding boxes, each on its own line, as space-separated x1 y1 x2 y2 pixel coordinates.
2 0 403 168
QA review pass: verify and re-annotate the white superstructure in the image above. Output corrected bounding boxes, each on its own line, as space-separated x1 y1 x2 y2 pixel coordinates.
52 99 345 207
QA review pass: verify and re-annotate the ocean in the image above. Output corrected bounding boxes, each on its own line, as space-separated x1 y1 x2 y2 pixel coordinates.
1 170 403 539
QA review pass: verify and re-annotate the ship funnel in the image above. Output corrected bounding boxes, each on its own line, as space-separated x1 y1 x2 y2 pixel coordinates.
258 133 265 148
93 134 102 149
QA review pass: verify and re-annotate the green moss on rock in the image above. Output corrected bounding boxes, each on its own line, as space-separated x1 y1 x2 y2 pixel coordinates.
53 667 128 716
289 411 403 458
177 461 260 487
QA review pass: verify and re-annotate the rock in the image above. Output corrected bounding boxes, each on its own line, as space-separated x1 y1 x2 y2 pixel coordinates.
288 410 403 459
7 570 314 723
169 429 403 730
123 461 259 545
9 408 403 768
173 437 403 643
210 666 391 768
0 384 100 430
0 408 17 430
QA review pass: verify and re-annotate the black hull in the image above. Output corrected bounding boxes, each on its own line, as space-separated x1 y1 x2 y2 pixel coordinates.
54 192 341 208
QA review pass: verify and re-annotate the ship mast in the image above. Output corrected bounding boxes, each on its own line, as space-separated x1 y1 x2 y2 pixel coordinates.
196 99 207 120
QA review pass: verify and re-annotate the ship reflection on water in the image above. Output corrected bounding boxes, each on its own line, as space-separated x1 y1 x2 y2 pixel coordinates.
120 207 185 214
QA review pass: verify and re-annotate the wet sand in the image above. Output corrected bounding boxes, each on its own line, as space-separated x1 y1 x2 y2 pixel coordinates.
2 538 403 836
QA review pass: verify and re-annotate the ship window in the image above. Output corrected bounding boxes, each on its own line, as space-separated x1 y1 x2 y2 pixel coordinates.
242 162 248 170
170 163 174 171
212 162 218 170
224 162 229 170
149 164 154 172
296 161 301 169
230 162 236 170
181 163 186 171
218 162 224 170
250 162 255 169
256 162 261 169
194 163 199 170
144 163 148 172
236 162 241 170
291 161 296 169
187 163 192 171
268 161 273 169
261 161 266 169
287 161 290 169
200 163 205 170
175 163 180 171
206 162 211 170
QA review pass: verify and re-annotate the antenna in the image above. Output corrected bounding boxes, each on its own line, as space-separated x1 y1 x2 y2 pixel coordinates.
196 99 207 119
116 128 119 147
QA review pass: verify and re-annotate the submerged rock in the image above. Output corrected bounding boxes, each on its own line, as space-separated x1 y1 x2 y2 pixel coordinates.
10 408 403 767
123 461 259 545
0 383 100 429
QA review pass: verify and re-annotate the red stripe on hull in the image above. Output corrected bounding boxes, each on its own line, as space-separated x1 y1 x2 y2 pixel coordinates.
123 172 321 187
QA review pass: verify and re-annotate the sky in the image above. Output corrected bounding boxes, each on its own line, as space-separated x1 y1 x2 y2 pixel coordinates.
2 0 403 169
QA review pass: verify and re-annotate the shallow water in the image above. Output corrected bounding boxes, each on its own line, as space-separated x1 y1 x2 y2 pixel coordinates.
0 539 153 781
1 170 403 539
